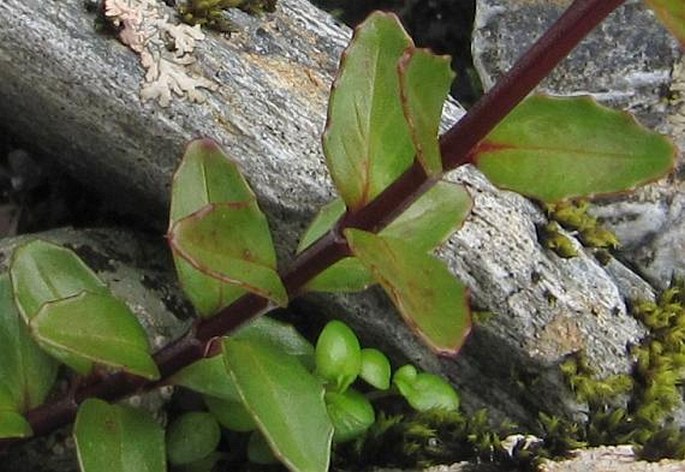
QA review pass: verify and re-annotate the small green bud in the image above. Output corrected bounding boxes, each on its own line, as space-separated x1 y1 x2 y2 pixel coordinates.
360 348 391 390
325 389 375 443
393 365 459 412
315 320 361 392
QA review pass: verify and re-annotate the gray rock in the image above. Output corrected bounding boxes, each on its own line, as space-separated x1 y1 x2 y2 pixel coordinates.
473 0 684 289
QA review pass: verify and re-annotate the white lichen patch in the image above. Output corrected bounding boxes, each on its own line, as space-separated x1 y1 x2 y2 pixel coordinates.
104 0 217 107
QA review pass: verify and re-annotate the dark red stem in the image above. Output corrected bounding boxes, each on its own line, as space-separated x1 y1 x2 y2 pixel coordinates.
440 0 627 169
13 0 625 443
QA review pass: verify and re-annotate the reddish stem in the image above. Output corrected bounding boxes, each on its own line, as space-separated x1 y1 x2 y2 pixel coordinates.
12 0 626 444
439 0 627 169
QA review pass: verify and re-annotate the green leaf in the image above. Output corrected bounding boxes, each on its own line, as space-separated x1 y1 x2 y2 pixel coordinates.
0 409 32 439
393 364 417 385
74 398 166 472
304 257 376 293
345 229 471 355
165 412 221 466
169 138 272 317
223 338 333 472
169 355 240 400
393 365 460 412
325 389 375 443
169 138 255 223
174 257 246 318
31 291 159 379
0 275 57 418
173 453 226 472
323 12 415 210
234 316 315 371
169 203 287 309
398 48 454 175
205 395 257 432
382 181 472 250
315 320 362 392
301 182 471 293
297 198 346 254
10 239 107 322
644 0 685 46
172 317 315 398
360 348 391 390
473 95 676 202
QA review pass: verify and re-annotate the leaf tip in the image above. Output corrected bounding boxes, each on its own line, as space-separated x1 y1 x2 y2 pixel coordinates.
188 137 222 153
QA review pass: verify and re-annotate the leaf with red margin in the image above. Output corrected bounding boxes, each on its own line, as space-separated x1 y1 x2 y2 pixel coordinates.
399 48 455 176
169 203 287 308
345 229 471 355
645 0 685 46
472 95 676 202
31 291 160 380
169 139 282 316
299 182 472 293
323 12 415 210
223 338 333 471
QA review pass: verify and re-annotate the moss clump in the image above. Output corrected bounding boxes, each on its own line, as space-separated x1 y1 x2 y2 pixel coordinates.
334 408 517 470
538 221 579 259
177 0 277 33
628 281 685 454
559 353 633 407
542 200 619 263
558 280 685 461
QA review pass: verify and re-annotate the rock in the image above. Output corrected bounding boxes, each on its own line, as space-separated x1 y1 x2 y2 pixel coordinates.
472 0 685 289
538 445 685 472
412 444 685 472
0 227 188 471
0 0 671 454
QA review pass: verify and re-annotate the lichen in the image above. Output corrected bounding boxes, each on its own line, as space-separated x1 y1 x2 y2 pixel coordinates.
101 0 218 106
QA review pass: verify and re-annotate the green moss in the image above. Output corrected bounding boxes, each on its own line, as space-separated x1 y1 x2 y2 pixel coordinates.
635 425 685 461
538 222 578 259
542 200 619 262
177 0 277 33
535 412 586 458
560 353 633 406
557 279 685 461
334 408 518 469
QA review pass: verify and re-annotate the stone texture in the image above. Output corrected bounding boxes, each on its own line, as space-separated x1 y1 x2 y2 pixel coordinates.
538 445 685 472
473 0 685 289
408 444 685 472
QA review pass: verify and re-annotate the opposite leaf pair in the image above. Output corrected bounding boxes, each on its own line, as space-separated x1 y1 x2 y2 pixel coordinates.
168 13 476 354
0 241 159 439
